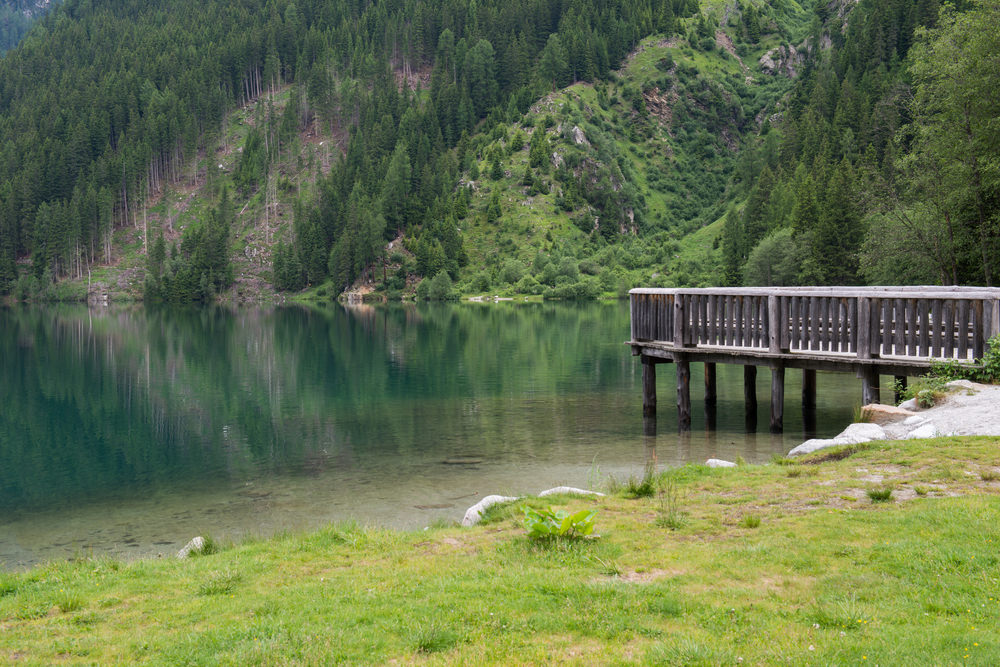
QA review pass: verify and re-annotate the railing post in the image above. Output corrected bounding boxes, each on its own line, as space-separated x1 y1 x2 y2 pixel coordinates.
989 299 1000 348
857 296 872 359
768 295 781 354
673 293 685 347
629 292 636 343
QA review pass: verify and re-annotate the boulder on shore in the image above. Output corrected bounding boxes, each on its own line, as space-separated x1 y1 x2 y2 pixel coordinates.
861 403 916 425
788 422 887 457
462 495 518 526
705 459 737 468
177 536 206 559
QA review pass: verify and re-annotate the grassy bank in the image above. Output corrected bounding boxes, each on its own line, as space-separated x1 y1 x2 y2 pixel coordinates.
3 437 999 664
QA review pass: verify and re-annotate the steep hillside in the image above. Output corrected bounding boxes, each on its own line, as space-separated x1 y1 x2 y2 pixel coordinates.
5 0 820 303
11 0 994 302
0 0 56 52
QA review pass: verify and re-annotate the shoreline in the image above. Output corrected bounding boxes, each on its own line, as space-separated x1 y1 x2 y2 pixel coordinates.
2 435 998 663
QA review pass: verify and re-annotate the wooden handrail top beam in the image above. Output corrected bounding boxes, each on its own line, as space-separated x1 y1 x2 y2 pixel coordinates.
630 286 1000 299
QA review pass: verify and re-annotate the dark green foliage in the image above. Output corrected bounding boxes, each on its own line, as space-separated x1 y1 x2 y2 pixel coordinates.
0 1 58 52
0 0 707 294
145 192 233 303
728 0 999 288
272 241 305 292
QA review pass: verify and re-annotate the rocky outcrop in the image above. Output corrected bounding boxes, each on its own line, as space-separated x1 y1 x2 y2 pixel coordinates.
759 44 804 77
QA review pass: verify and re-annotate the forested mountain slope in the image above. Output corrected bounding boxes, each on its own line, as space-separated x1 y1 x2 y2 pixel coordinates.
0 0 995 302
0 0 56 52
722 0 1000 287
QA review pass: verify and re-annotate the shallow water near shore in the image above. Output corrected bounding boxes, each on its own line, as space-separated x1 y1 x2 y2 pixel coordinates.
0 302 888 570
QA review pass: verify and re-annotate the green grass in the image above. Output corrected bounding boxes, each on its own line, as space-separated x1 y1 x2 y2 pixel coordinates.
3 437 1000 663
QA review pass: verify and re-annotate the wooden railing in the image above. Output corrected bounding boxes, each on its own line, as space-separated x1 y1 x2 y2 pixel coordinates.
630 287 1000 362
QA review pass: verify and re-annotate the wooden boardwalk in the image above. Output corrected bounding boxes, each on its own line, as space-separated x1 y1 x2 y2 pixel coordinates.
629 287 1000 431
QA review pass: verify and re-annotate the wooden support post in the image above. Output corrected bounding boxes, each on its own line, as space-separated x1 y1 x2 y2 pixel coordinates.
770 365 785 433
642 356 657 417
704 363 717 406
862 367 880 406
801 369 817 409
893 375 907 404
677 358 691 431
744 365 757 424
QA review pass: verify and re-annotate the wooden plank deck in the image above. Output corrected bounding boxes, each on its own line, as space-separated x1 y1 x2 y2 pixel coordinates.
629 287 1000 431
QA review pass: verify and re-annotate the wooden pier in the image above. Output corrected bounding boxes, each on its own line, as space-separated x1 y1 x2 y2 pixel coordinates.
629 287 1000 431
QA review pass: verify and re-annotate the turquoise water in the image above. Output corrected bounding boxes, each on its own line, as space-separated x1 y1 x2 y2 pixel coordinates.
0 302 872 569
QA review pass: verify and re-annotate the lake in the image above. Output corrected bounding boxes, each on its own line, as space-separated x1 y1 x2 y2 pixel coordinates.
0 301 881 569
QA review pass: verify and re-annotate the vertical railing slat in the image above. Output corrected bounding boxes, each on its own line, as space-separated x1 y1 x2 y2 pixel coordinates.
918 299 929 357
957 299 970 360
943 300 956 358
931 299 943 357
972 300 985 360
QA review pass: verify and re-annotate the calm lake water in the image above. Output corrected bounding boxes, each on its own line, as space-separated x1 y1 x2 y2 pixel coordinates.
0 302 881 569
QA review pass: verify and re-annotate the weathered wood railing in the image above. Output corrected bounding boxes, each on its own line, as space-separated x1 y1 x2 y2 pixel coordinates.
629 287 1000 431
631 287 1000 361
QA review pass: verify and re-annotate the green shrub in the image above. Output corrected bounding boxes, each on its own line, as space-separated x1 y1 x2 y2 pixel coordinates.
523 507 597 540
867 487 893 503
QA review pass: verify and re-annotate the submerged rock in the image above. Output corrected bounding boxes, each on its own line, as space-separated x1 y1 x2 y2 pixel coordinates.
461 495 518 526
443 457 484 465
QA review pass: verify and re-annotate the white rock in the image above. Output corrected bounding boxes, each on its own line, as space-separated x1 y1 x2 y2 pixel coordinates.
788 423 886 457
538 486 604 497
177 536 206 559
903 415 927 426
946 379 979 391
904 423 939 439
834 422 887 443
705 459 737 468
788 438 844 457
461 495 519 526
898 398 919 411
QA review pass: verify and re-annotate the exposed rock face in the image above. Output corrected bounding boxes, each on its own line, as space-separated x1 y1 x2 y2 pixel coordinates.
759 44 804 77
177 536 206 559
571 125 590 146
